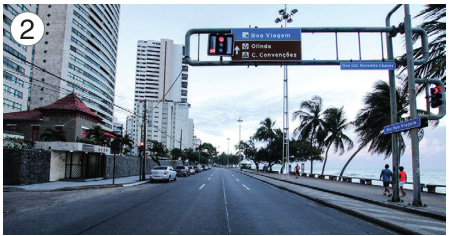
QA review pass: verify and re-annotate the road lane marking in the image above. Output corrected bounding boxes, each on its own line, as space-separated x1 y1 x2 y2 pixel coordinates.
242 184 250 190
199 184 206 190
222 174 232 234
236 178 240 182
208 177 211 180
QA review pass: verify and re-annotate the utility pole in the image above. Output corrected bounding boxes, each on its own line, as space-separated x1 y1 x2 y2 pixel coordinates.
142 100 147 181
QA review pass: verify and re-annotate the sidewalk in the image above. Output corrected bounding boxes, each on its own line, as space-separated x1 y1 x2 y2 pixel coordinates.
237 169 446 235
3 175 151 192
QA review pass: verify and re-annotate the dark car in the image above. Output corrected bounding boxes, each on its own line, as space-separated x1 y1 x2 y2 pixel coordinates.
193 166 201 173
175 166 190 177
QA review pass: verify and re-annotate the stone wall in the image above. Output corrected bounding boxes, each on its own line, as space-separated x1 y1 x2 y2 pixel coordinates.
103 155 183 179
3 149 51 185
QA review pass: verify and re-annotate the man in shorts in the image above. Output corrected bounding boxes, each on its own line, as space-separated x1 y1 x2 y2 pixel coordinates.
399 166 407 197
380 164 393 197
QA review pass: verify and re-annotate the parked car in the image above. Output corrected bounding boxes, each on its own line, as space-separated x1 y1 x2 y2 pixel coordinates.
188 166 196 175
194 166 201 173
175 166 190 177
201 164 209 170
150 166 177 182
197 165 203 172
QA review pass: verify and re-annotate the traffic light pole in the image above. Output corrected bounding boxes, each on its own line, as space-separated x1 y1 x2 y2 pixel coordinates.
385 4 402 203
404 5 422 206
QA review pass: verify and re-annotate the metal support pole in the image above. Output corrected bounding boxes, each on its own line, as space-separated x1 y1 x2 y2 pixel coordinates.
385 4 402 203
237 118 243 164
113 154 116 185
142 100 147 181
404 4 423 206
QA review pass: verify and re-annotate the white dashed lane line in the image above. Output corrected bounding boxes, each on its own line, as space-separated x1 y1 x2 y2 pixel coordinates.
242 184 250 190
199 184 205 190
236 178 240 182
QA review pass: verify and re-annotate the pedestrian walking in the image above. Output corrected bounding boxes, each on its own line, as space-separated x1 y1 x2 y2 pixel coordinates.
380 164 393 196
294 164 300 179
399 166 407 197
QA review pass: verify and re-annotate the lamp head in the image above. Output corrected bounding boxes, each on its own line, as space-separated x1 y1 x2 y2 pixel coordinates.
278 9 285 15
291 9 298 15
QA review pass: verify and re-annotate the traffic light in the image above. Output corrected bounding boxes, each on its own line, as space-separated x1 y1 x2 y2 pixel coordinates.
430 85 443 108
138 141 145 155
208 34 234 56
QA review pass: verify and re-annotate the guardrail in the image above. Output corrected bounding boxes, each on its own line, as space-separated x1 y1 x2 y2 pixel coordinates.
290 172 445 194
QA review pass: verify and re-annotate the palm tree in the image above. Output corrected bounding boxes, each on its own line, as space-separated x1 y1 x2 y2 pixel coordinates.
339 81 408 178
253 118 276 144
398 5 446 94
112 134 134 155
86 125 109 146
40 128 67 142
317 107 354 175
292 96 325 173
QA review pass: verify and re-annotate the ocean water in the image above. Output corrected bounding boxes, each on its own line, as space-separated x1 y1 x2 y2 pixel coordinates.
252 163 446 193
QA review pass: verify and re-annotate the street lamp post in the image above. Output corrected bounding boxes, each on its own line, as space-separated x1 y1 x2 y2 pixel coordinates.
227 137 230 167
237 118 243 164
275 5 298 177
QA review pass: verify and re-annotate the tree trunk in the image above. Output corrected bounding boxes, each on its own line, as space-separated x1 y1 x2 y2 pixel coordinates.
321 145 331 175
338 145 364 180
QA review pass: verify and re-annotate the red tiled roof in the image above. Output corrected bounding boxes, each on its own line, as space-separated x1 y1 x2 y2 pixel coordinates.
3 110 43 121
37 92 101 120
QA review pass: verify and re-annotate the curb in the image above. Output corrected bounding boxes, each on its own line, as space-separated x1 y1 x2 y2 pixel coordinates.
4 180 151 192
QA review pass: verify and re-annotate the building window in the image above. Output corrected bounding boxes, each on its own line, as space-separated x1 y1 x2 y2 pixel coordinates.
7 124 17 132
32 126 40 141
3 98 21 111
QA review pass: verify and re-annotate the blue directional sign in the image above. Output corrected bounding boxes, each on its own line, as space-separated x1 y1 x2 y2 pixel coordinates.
384 118 421 134
232 28 302 41
341 62 396 70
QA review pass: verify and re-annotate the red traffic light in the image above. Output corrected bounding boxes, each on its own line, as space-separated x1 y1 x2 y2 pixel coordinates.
431 86 443 94
140 142 144 146
218 36 225 43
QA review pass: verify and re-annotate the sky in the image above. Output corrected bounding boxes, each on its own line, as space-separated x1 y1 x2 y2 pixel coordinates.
110 3 446 172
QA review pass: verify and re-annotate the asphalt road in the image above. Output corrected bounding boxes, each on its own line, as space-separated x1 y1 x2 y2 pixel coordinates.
3 168 395 235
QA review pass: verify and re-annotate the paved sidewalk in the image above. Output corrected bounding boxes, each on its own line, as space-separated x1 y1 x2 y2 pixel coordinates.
3 175 151 192
236 169 446 235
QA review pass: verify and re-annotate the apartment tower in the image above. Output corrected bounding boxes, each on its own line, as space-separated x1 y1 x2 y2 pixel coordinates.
133 39 193 150
3 4 38 114
29 4 120 131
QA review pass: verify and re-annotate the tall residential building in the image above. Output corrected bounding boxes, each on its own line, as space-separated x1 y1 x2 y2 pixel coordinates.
3 4 38 113
133 39 193 150
29 4 120 131
134 39 188 102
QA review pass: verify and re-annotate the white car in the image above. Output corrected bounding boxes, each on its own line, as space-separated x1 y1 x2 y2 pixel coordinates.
149 166 177 182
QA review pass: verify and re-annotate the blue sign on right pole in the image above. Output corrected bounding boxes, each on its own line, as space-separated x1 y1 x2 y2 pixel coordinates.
384 118 421 134
341 62 396 70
